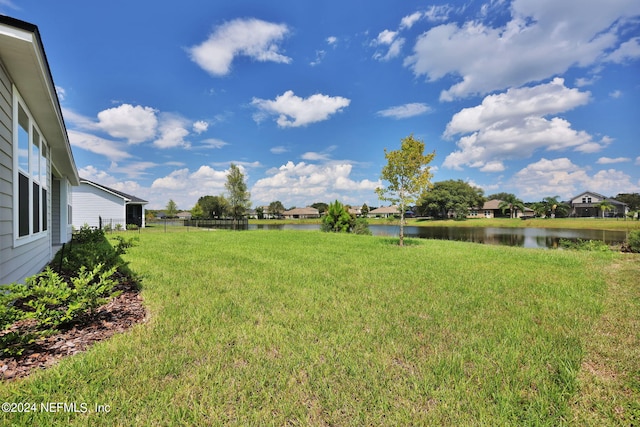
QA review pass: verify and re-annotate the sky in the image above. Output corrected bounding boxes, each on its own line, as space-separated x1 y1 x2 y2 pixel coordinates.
4 0 640 209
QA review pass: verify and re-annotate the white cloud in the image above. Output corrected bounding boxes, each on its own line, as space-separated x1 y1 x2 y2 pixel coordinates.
270 146 289 154
68 130 132 161
199 138 228 149
445 78 590 136
326 36 338 45
376 102 432 119
96 104 158 143
423 5 452 22
188 18 291 76
597 157 631 164
301 152 330 161
400 12 424 30
512 158 640 200
372 30 405 61
55 86 66 101
193 120 209 134
150 165 230 204
252 161 380 206
153 114 191 149
605 37 640 63
310 50 326 66
251 90 350 128
443 79 603 171
108 161 157 179
609 90 623 99
77 165 145 201
404 0 640 100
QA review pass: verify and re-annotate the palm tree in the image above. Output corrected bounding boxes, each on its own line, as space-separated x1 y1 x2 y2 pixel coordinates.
539 196 569 218
498 195 526 219
595 200 614 218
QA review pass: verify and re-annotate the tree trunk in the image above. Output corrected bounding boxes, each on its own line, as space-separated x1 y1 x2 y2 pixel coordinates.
399 210 405 247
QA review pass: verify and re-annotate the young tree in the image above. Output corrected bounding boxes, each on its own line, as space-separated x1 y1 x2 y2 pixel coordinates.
191 203 204 219
225 163 251 226
166 199 178 218
321 200 355 233
376 134 435 246
361 203 370 217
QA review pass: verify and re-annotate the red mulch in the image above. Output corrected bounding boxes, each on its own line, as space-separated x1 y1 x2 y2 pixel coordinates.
1 280 147 381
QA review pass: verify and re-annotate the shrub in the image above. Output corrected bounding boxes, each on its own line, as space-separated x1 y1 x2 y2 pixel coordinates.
353 218 372 235
321 200 355 233
559 239 611 252
627 230 640 253
1 227 135 356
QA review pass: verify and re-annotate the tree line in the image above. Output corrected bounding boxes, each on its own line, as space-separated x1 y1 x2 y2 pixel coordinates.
150 136 640 231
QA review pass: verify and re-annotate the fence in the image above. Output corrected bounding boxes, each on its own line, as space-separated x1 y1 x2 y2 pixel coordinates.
184 218 248 230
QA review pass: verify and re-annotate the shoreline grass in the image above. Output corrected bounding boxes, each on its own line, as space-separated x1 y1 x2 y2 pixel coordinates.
249 217 640 231
1 231 637 425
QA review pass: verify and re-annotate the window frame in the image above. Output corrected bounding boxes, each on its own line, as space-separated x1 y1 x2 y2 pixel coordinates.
13 87 50 246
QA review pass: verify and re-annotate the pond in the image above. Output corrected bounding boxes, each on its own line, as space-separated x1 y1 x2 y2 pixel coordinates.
249 223 629 249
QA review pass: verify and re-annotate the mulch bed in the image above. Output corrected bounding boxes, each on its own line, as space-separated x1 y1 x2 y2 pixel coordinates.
1 279 147 381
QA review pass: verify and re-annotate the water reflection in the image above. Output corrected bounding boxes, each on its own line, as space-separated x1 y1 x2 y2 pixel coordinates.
249 223 628 249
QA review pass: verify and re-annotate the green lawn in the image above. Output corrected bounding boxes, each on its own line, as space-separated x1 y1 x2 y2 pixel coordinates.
1 230 638 426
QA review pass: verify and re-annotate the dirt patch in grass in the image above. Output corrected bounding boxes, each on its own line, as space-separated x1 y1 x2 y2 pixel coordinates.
1 279 147 381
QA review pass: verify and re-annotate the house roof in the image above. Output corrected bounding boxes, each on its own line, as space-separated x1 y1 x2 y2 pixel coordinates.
80 178 148 205
369 206 399 214
481 199 502 210
0 16 78 185
569 191 627 207
283 207 319 216
570 191 607 201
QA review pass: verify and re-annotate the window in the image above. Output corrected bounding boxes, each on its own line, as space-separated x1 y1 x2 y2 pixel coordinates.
13 88 49 243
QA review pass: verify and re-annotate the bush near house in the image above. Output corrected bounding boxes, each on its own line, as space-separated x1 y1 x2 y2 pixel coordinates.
627 230 640 253
0 227 137 356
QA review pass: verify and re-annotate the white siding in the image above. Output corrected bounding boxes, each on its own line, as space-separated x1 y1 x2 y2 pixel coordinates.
72 183 125 229
0 62 50 284
571 192 603 204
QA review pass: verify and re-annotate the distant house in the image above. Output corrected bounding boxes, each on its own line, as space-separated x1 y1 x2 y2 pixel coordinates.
569 191 628 218
0 16 79 284
72 179 148 229
463 199 535 219
368 206 399 218
282 207 320 219
176 212 192 220
248 206 281 219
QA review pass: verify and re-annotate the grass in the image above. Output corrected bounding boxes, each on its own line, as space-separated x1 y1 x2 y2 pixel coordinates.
1 230 638 425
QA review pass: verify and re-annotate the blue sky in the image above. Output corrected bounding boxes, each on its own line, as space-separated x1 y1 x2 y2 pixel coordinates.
5 0 640 209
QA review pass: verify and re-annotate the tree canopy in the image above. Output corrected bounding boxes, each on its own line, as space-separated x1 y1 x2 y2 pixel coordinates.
166 199 178 218
225 163 251 222
197 195 228 219
418 179 485 219
268 201 285 218
376 134 435 246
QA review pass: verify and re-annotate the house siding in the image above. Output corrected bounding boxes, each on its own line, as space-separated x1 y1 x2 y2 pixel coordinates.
72 183 125 228
0 61 51 284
